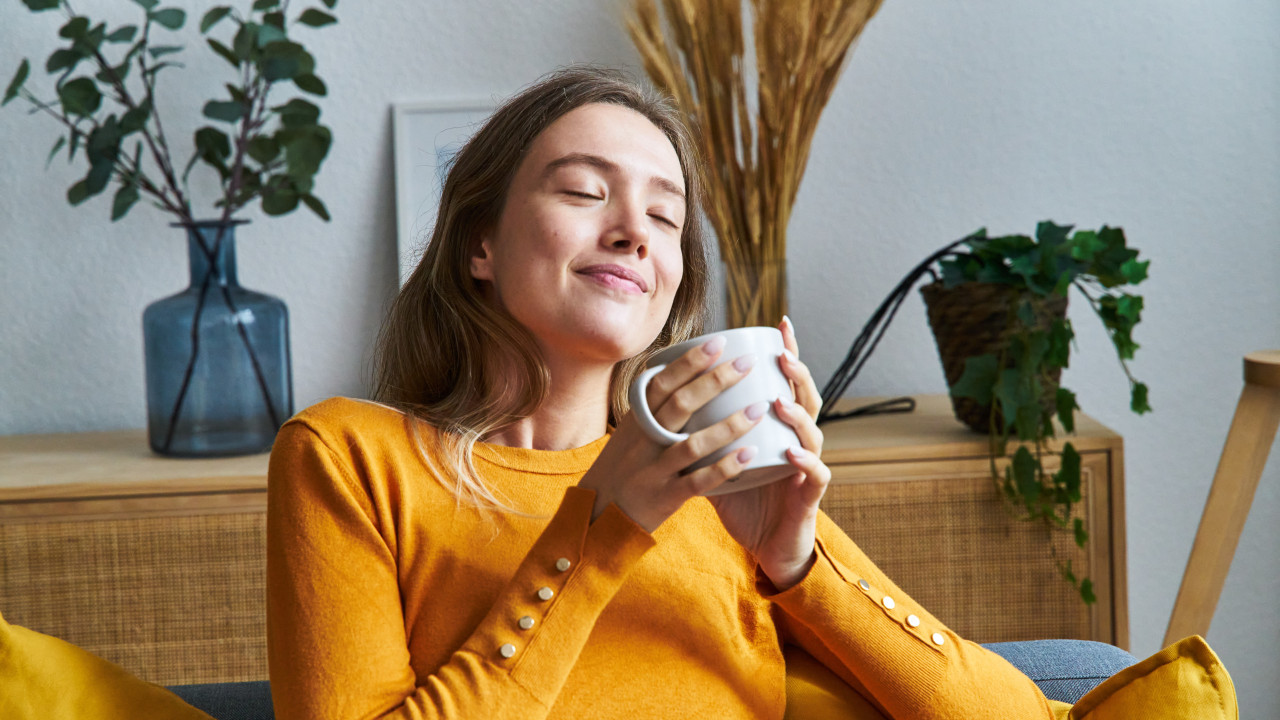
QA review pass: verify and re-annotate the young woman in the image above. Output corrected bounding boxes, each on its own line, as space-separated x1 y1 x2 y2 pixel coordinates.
265 67 1055 719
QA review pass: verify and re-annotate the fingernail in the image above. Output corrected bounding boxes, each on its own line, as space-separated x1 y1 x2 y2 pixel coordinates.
745 401 768 420
782 349 798 364
702 335 726 355
734 353 757 372
737 445 758 464
777 395 795 409
789 446 810 459
783 315 793 332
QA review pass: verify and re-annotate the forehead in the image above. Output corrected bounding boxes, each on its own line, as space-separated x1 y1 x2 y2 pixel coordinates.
519 103 684 190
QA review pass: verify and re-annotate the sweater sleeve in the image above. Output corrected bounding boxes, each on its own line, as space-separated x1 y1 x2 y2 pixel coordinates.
762 512 1055 720
265 420 656 720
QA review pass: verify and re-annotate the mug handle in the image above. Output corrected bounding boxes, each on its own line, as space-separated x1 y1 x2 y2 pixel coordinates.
628 365 690 446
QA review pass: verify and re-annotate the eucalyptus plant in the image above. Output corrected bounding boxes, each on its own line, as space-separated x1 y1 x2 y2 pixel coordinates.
3 0 337 225
941 221 1150 603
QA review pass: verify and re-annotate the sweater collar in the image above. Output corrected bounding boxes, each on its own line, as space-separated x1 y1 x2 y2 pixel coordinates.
472 431 612 475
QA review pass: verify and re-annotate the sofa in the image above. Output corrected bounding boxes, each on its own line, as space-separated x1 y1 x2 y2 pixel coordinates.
167 639 1139 720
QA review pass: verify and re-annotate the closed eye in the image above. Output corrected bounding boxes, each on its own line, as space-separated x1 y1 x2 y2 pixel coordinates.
649 213 680 230
563 190 603 200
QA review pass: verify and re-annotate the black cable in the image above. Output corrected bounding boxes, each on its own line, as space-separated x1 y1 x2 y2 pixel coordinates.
816 234 977 426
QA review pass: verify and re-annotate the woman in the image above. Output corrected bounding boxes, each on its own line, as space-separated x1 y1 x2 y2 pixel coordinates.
265 67 1054 719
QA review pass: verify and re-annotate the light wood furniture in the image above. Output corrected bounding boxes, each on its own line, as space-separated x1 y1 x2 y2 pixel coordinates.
819 395 1128 649
0 431 269 685
1 398 1127 686
1164 350 1280 645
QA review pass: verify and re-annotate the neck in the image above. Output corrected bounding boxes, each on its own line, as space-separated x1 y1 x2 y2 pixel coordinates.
482 352 614 451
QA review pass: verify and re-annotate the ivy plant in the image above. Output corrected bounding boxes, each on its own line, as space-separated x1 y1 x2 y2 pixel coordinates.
3 0 338 225
940 221 1150 604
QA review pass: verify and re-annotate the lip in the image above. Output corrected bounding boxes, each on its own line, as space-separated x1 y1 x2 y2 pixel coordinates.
576 264 649 293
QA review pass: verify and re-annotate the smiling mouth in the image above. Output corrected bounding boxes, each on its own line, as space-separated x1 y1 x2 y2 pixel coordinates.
576 265 648 293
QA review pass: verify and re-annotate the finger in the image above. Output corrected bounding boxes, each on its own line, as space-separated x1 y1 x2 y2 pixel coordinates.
785 446 831 504
681 442 760 497
779 350 822 420
662 399 768 474
780 315 801 358
654 353 756 433
775 396 824 454
645 335 726 411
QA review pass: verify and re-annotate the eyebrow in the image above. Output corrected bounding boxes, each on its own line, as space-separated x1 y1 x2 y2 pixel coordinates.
541 152 686 202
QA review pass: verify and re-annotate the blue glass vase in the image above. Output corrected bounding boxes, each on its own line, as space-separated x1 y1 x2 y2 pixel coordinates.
143 221 293 457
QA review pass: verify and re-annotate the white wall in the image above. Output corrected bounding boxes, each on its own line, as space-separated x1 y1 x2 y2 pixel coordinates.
2 0 1276 715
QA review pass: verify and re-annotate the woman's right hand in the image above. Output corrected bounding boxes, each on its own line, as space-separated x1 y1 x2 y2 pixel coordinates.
577 336 767 533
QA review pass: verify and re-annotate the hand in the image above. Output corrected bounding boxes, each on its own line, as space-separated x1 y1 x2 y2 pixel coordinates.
578 336 768 533
709 316 830 590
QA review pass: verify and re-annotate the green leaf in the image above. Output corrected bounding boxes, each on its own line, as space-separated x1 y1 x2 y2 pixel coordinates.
253 0 280 9
283 125 331 176
67 179 91 204
1059 443 1081 501
297 8 337 27
3 59 29 106
131 0 159 9
294 73 326 95
1121 257 1150 285
149 8 186 29
111 182 139 220
44 136 66 168
207 38 240 67
45 48 83 74
83 158 113 195
320 0 336 8
22 0 62 9
1046 318 1073 369
203 99 245 123
1131 382 1151 414
200 6 233 33
59 16 89 40
58 76 101 116
147 45 184 59
247 135 280 164
1055 387 1078 434
994 367 1026 435
1073 517 1088 548
256 23 287 46
1011 446 1039 504
261 40 305 80
1070 230 1105 263
261 185 299 215
1080 578 1096 605
273 97 320 127
120 98 151 134
232 23 258 60
106 25 138 43
195 126 231 161
951 354 998 404
301 193 330 221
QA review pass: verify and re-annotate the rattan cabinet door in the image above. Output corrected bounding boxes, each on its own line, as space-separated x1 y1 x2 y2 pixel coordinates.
0 495 267 685
821 452 1119 645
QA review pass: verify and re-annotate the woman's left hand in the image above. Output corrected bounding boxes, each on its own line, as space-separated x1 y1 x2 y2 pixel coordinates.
708 316 830 591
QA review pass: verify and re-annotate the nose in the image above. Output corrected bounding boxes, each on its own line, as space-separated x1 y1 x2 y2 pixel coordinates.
602 195 649 260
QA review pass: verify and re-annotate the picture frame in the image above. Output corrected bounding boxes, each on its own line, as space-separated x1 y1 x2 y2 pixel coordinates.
392 99 496 284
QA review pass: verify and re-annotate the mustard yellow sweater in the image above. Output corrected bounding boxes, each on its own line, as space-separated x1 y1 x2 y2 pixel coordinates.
266 397 1054 719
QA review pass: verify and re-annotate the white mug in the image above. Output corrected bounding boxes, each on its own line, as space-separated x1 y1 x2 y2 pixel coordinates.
628 326 801 496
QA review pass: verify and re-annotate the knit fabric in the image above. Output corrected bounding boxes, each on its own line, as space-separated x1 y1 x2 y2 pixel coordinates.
266 397 1054 719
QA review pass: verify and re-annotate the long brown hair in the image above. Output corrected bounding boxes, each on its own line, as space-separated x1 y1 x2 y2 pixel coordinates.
371 66 710 512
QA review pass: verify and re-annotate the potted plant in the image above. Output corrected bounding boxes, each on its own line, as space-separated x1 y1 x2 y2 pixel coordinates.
4 0 337 456
921 221 1150 603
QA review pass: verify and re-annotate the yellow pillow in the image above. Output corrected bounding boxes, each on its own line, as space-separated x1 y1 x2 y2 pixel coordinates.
784 645 889 720
1068 635 1238 720
0 610 213 720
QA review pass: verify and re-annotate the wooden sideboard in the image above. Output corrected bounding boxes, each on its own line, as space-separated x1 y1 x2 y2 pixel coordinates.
0 396 1126 685
819 395 1127 650
0 431 270 685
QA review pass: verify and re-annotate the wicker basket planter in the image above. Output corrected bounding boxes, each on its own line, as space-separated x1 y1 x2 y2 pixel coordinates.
921 281 1068 434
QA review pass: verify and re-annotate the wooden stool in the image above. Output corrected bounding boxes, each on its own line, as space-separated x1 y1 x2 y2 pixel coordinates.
1164 350 1280 645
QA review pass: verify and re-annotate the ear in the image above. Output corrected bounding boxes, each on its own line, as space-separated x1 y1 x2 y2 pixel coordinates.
470 235 494 282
